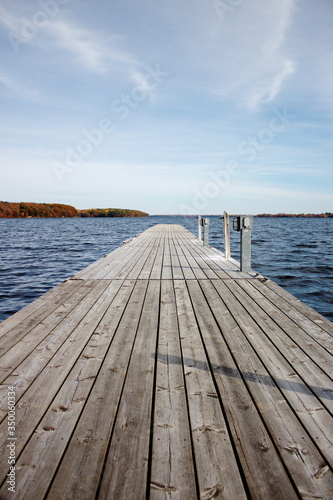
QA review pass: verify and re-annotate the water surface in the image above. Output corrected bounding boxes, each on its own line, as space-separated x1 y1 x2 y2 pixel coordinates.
0 216 332 322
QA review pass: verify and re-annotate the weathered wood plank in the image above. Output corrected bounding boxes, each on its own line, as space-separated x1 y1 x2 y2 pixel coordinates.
149 234 165 280
0 280 97 385
98 280 160 499
224 279 333 413
174 280 248 499
72 244 133 279
169 241 184 280
0 281 134 500
0 279 84 355
250 278 333 354
173 243 196 280
237 279 333 380
161 240 173 280
88 246 144 279
138 236 164 279
150 280 197 499
186 279 299 500
46 280 148 499
202 279 333 498
264 278 333 336
0 279 114 486
0 279 82 336
216 279 333 469
0 280 114 422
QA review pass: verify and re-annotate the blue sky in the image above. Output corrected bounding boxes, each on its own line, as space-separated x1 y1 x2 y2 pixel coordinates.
0 0 332 214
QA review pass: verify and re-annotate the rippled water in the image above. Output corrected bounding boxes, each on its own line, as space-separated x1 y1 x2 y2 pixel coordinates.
0 216 332 322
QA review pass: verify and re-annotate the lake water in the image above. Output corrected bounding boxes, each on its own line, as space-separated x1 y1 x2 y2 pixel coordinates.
0 216 332 322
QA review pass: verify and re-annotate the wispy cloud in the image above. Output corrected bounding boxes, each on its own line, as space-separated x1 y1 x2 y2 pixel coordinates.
129 69 160 101
0 72 42 102
240 1 297 110
0 5 140 82
203 0 298 110
0 5 22 33
246 59 296 110
260 0 296 56
47 20 137 74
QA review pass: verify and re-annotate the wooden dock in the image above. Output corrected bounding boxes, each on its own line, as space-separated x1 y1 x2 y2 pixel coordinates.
0 224 333 499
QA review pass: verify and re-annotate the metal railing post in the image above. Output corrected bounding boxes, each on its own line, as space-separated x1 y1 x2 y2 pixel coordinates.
233 216 253 272
198 215 202 242
203 218 210 246
223 211 231 259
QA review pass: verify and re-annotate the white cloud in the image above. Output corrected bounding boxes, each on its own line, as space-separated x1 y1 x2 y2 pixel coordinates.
129 70 160 102
0 5 22 33
0 72 42 102
246 59 296 111
241 1 297 109
201 0 298 110
47 20 138 75
260 0 295 55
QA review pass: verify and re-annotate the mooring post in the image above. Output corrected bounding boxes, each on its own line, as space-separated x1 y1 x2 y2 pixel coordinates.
233 216 253 272
198 215 202 242
202 218 210 246
223 211 231 259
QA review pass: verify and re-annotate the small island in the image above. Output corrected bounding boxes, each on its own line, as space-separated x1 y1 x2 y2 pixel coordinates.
0 202 149 218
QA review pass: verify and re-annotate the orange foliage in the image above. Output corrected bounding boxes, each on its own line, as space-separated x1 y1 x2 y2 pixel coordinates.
79 208 149 217
0 202 149 218
0 202 77 218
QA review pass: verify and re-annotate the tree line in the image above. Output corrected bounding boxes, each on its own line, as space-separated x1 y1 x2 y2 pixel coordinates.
256 213 333 218
0 202 149 218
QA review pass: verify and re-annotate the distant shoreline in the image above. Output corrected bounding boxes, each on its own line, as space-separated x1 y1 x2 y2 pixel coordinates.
255 213 332 218
0 202 331 219
0 202 149 218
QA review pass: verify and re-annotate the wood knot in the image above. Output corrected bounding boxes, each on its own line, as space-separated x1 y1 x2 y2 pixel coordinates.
200 486 221 499
53 405 69 412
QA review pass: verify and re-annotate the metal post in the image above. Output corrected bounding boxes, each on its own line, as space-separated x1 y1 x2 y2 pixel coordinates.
240 227 251 271
223 211 231 259
198 215 202 242
240 216 253 272
233 216 253 272
203 218 210 246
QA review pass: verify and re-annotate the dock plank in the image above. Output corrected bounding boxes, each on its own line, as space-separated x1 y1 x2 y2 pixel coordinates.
186 279 299 500
46 280 146 499
212 279 333 469
0 280 97 386
0 279 114 486
174 280 248 499
201 279 333 498
98 280 160 500
0 280 82 338
150 280 197 499
249 278 333 355
0 279 84 355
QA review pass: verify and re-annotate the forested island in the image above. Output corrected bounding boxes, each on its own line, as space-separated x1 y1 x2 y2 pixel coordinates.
79 208 149 217
0 202 149 218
